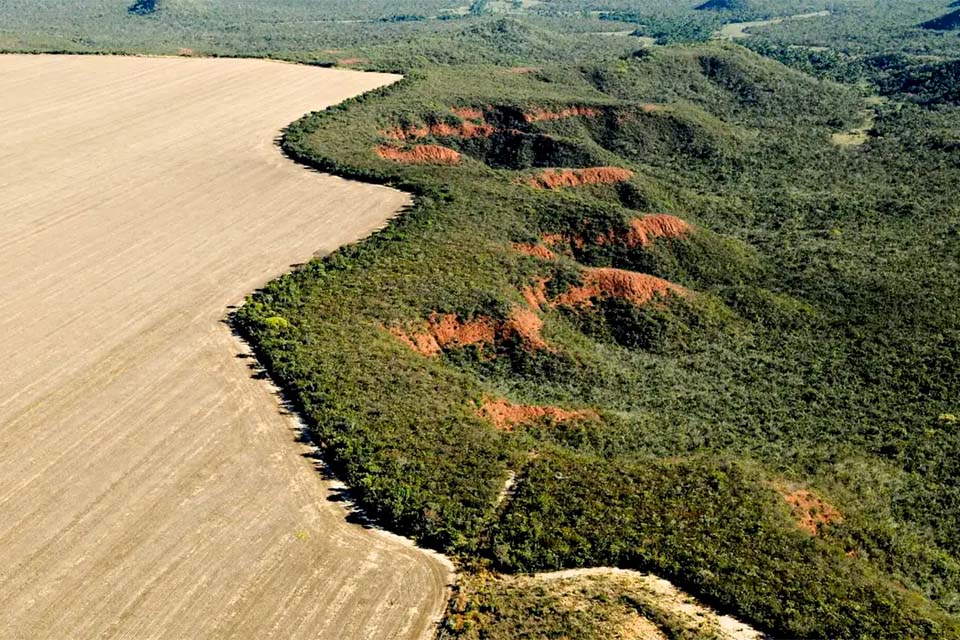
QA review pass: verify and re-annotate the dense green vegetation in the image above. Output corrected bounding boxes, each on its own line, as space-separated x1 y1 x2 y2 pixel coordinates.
232 29 960 638
7 1 960 637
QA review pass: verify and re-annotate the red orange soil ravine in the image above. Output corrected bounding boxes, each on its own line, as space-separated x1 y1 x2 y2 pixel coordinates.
553 267 686 308
513 242 557 260
382 120 496 141
430 313 498 349
541 214 691 255
777 485 844 536
376 144 462 165
521 278 550 311
336 57 367 66
389 314 496 356
620 214 691 248
508 66 539 74
478 398 597 431
390 307 548 356
503 307 549 350
524 106 599 122
389 325 443 357
523 167 634 189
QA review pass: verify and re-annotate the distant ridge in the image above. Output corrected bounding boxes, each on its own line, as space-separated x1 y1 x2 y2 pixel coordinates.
920 8 960 30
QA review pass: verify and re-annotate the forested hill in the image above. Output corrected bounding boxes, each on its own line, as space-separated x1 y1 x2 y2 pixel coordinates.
237 26 960 640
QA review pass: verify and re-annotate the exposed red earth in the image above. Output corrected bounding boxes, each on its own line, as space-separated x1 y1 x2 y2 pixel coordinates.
553 267 687 308
522 166 635 189
777 484 845 536
478 398 597 431
376 143 463 164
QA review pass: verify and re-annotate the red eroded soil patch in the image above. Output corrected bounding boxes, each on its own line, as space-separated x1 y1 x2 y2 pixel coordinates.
523 167 634 190
429 313 497 349
513 242 557 260
503 307 548 350
388 326 442 357
390 307 548 356
380 126 426 141
336 58 367 66
521 278 549 311
381 121 495 141
623 214 691 248
777 484 844 536
508 67 538 74
479 397 597 431
451 107 485 120
554 267 686 308
376 144 461 165
429 121 496 138
542 215 690 254
524 106 599 123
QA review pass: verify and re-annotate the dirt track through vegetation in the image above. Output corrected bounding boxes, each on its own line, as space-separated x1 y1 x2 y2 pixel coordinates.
0 55 451 639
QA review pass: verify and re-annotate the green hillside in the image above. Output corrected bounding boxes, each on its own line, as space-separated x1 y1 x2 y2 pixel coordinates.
921 8 960 30
237 37 960 638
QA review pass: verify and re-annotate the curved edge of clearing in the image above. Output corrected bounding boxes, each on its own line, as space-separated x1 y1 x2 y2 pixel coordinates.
229 62 458 638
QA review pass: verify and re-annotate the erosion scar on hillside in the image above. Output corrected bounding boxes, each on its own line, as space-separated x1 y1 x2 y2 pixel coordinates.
0 55 450 639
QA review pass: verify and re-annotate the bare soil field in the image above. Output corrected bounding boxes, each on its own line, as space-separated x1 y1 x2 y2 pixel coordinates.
0 55 451 639
717 10 831 40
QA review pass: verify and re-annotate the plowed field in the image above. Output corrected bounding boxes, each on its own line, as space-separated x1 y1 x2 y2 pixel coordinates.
0 55 450 639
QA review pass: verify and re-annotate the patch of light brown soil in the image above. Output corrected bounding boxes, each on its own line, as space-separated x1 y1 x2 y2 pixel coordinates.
451 106 485 120
376 143 462 165
622 614 670 640
523 166 634 189
524 106 599 122
475 569 762 640
478 398 596 431
554 268 686 308
0 54 450 640
539 569 761 640
776 483 844 536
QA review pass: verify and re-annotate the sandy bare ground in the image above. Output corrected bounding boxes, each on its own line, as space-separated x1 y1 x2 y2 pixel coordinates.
717 10 831 40
0 54 451 639
536 569 762 639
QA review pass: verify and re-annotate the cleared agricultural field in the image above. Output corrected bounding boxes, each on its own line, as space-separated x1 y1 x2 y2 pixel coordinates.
0 55 450 639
